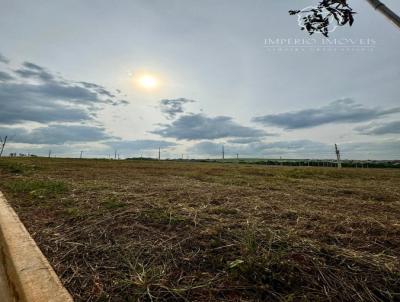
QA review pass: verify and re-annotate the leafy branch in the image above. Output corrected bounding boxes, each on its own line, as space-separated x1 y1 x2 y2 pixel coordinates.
289 0 356 37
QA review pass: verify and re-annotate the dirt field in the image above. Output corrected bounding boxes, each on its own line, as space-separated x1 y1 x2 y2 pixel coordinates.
0 158 399 301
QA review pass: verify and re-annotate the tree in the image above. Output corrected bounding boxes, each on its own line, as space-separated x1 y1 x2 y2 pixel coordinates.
289 0 400 37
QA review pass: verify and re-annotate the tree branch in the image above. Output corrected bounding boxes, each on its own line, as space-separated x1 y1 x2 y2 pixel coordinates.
366 0 400 29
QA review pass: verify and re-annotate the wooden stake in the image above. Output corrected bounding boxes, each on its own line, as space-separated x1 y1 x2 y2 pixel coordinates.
0 136 7 157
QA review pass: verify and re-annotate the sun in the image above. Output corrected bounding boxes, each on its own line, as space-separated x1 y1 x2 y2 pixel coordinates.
136 74 159 90
139 75 157 88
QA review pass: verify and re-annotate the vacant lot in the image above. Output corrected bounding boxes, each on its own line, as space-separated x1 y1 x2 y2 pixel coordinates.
0 158 399 301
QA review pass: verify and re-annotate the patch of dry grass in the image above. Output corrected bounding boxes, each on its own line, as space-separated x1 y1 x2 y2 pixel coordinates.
0 158 399 301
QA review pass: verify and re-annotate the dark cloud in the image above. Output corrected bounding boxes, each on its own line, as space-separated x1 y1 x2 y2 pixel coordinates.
0 53 9 64
78 81 115 98
0 125 114 145
14 68 54 81
79 81 103 89
114 100 129 106
96 88 115 98
0 61 127 125
37 83 102 104
356 121 400 135
0 82 94 124
15 61 55 81
0 71 14 81
159 98 194 119
23 62 45 71
152 113 269 140
253 99 400 129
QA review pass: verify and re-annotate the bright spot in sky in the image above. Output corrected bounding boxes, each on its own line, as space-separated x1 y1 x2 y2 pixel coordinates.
136 74 159 90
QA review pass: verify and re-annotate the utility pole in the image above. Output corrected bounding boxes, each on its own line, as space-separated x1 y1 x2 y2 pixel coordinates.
114 150 117 160
0 136 7 157
222 145 225 162
335 144 342 169
366 0 400 29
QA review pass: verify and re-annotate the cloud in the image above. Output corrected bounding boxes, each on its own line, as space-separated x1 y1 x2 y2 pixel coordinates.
255 140 332 156
2 142 113 158
23 62 44 71
0 83 93 124
15 68 54 81
152 113 270 140
79 81 103 89
0 71 14 81
0 61 127 125
188 139 400 159
253 99 400 129
2 139 178 158
341 140 400 159
356 121 400 135
78 81 116 98
0 53 9 64
188 141 223 156
159 98 194 119
188 139 332 157
227 137 263 144
105 140 177 151
14 61 58 81
0 125 114 145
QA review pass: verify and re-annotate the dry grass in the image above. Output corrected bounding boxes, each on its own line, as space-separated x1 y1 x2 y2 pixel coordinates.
0 158 399 301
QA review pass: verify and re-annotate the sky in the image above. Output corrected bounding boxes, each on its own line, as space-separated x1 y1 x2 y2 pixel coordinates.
0 0 399 159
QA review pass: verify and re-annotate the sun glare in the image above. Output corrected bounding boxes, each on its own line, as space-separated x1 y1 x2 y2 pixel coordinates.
136 74 159 90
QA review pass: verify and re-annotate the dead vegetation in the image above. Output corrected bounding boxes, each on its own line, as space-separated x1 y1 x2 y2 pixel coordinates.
0 158 399 301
